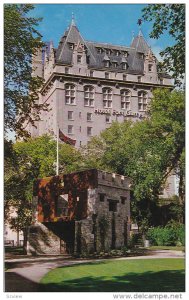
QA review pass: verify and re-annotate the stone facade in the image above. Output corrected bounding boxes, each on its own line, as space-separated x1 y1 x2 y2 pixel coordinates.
28 20 173 147
27 169 131 255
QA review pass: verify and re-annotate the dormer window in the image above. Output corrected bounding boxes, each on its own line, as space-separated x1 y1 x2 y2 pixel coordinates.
148 64 153 72
122 63 127 70
105 49 112 55
104 61 110 68
112 62 118 68
97 48 103 54
77 55 82 63
115 50 120 56
138 52 144 59
122 51 128 57
68 43 74 50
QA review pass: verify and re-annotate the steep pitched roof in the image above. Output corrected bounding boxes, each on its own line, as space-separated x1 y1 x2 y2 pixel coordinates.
55 24 152 75
56 22 96 66
130 30 150 54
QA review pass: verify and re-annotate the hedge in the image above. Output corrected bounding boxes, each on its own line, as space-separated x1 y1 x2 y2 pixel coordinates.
147 223 185 246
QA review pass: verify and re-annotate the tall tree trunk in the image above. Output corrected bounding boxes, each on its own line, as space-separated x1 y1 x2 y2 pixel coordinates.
23 227 28 254
178 166 185 223
17 229 19 247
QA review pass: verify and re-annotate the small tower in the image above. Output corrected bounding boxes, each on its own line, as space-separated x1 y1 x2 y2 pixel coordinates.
144 47 158 82
43 41 55 81
32 46 43 78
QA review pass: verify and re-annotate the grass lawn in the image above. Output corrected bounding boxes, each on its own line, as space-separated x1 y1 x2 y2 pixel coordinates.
40 258 185 292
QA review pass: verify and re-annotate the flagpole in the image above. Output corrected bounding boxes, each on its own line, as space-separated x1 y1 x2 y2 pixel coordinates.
56 123 59 176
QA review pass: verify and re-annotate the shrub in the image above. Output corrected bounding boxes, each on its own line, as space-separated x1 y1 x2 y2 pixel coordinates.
147 223 185 246
121 246 128 255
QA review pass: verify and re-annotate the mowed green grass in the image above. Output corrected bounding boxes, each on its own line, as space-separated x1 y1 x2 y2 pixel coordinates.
40 258 185 292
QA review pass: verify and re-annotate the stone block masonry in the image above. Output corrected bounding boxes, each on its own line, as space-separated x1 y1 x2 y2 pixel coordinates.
27 169 131 255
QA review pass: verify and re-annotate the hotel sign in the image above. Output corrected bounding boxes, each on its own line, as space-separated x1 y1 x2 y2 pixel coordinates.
94 109 144 119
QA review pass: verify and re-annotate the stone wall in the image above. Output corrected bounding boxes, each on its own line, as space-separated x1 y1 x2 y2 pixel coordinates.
27 222 61 255
74 171 131 254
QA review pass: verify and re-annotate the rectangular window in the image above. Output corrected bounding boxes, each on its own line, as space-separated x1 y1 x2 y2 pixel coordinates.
97 48 102 54
104 61 110 68
65 67 69 74
143 104 147 111
70 97 75 104
106 49 111 55
109 201 117 212
138 52 144 59
90 70 94 77
121 196 127 204
99 193 105 202
106 115 111 123
87 113 92 121
123 51 128 57
65 84 75 105
148 64 153 72
68 125 73 134
122 63 127 70
84 99 89 106
68 111 73 120
123 74 127 81
104 101 112 108
87 127 92 136
138 76 142 83
68 43 74 50
160 78 164 85
77 55 82 63
138 103 143 111
105 72 109 79
126 102 130 110
84 86 94 107
65 97 70 104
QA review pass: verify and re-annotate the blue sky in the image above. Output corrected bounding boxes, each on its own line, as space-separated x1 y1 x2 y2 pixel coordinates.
31 4 175 60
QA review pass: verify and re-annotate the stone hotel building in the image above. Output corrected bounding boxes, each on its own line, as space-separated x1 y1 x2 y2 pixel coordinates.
29 18 173 147
28 18 177 199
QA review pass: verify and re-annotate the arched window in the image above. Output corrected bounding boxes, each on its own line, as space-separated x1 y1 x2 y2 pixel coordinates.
120 90 131 110
138 91 148 111
65 84 75 105
103 88 112 108
84 86 94 107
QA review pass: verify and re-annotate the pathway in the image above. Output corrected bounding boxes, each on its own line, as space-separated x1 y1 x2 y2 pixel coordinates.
5 250 185 292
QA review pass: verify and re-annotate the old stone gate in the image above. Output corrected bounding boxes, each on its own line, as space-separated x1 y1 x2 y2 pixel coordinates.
27 169 131 255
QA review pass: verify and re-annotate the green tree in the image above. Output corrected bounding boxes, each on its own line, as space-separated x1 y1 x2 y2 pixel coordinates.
83 89 185 227
4 135 83 251
142 4 185 85
4 4 48 138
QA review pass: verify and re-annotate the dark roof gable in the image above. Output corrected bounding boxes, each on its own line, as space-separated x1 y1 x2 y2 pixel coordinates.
55 23 152 74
